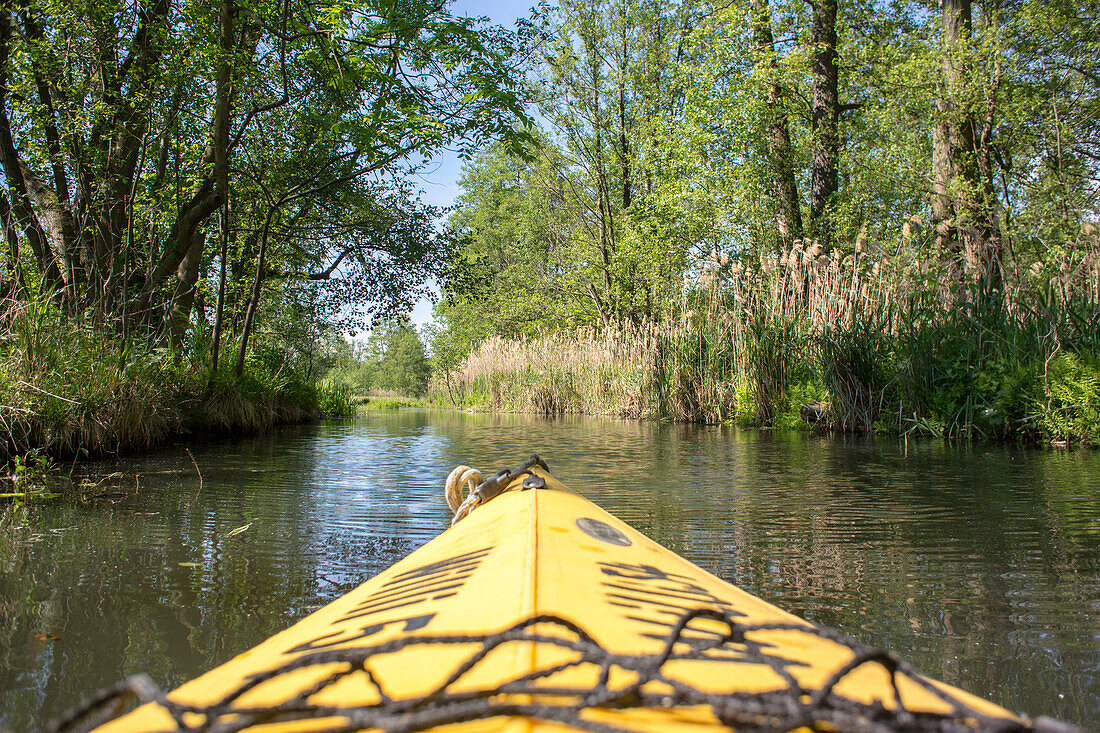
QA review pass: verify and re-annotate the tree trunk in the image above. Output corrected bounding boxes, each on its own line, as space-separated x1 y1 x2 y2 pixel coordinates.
209 0 234 372
588 40 616 321
85 0 172 316
587 282 611 329
753 0 803 248
619 80 631 210
0 191 26 297
16 5 81 302
940 0 1001 290
19 161 79 298
943 0 979 267
168 227 205 344
210 206 231 377
809 0 839 248
136 176 221 322
235 203 276 377
974 14 1003 291
0 9 62 293
617 15 631 210
931 95 959 278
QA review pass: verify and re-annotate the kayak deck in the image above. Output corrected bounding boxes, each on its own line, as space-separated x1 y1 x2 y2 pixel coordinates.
80 459 1038 732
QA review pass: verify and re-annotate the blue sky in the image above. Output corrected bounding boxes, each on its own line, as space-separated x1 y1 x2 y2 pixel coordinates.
406 0 535 327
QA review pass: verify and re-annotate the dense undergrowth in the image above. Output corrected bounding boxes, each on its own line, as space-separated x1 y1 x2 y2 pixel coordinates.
432 247 1100 447
0 297 353 462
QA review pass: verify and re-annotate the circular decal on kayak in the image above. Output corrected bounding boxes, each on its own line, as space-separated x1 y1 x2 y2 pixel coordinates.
576 517 631 546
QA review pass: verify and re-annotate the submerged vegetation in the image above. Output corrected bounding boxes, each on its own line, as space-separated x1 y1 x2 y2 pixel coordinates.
429 0 1100 447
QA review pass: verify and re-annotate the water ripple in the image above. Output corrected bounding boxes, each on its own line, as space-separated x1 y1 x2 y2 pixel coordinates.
0 412 1096 731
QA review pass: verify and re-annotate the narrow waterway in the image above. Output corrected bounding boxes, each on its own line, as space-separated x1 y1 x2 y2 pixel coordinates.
1 410 1097 731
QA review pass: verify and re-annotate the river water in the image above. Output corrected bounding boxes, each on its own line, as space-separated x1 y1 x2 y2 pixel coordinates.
1 410 1098 731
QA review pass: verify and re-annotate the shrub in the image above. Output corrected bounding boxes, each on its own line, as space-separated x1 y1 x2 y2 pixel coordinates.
1034 351 1100 445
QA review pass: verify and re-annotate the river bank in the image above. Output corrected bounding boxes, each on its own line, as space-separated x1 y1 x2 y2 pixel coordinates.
433 333 1100 446
0 303 352 465
431 287 1100 447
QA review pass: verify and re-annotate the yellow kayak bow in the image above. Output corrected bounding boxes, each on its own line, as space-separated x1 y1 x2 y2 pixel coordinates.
59 456 1074 733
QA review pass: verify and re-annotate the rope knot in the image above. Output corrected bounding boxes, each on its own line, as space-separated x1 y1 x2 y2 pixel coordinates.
445 465 484 525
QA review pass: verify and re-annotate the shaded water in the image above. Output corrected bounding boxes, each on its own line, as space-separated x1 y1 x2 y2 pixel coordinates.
1 410 1098 731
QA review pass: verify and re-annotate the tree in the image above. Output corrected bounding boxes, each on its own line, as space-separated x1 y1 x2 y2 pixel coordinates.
753 0 804 249
0 0 532 387
438 0 1100 359
809 0 839 247
366 320 431 397
934 0 1002 288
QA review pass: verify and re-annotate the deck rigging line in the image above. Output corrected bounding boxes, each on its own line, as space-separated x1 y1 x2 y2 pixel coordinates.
45 607 1078 733
45 457 1083 733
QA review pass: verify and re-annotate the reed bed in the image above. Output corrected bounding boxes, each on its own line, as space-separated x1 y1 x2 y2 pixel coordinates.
449 328 659 418
436 236 1100 444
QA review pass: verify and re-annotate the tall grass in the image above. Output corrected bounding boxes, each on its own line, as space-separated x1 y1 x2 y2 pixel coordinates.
0 296 353 461
817 316 894 433
443 328 657 417
435 237 1100 445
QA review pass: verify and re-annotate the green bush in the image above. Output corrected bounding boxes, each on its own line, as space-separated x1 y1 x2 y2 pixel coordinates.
1034 351 1100 445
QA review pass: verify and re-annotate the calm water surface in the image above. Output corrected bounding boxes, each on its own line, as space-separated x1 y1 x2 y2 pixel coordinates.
1 411 1098 731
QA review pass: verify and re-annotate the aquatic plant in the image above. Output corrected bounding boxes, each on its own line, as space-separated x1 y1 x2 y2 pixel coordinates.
817 316 895 433
434 247 1100 444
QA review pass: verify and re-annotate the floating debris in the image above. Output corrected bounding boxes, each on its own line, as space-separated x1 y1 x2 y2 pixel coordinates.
226 522 253 538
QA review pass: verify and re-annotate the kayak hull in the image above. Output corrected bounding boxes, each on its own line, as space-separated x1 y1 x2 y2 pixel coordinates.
93 466 1022 732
